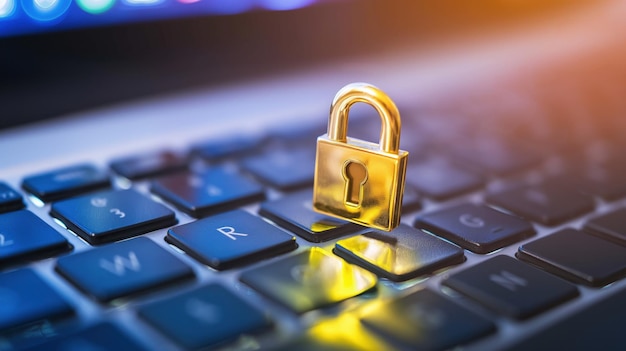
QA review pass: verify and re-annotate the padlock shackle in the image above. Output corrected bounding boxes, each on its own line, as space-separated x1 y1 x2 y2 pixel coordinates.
328 83 401 153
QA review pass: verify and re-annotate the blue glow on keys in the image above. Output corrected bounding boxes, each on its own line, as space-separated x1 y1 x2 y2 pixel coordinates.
21 0 72 21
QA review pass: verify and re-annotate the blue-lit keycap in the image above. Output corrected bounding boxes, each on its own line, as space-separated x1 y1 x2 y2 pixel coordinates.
166 209 296 270
0 269 74 332
240 248 377 313
50 189 176 245
0 210 71 267
22 164 110 202
335 224 464 281
151 169 265 218
360 289 495 350
20 323 149 351
138 284 271 350
56 237 194 302
110 150 188 180
242 148 315 191
259 190 361 243
0 182 24 213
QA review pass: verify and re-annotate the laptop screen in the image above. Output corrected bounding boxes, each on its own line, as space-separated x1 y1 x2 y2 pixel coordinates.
0 0 592 130
0 0 330 37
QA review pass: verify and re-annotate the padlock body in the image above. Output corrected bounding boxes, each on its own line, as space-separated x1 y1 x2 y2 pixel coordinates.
313 135 408 231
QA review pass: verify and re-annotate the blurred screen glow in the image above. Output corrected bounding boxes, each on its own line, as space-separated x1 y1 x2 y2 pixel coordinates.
0 0 16 18
21 0 71 22
76 0 114 14
0 0 331 37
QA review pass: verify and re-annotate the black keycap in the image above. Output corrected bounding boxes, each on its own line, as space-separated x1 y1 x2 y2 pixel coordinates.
166 209 297 270
0 210 71 267
334 224 464 281
486 181 595 226
20 323 149 351
56 237 194 302
0 182 24 213
360 289 495 350
50 189 176 245
258 190 361 243
503 286 626 351
0 269 74 332
584 208 626 245
415 203 535 254
518 229 626 287
406 158 483 200
151 169 265 218
110 150 188 180
138 284 271 350
242 148 315 191
442 255 578 320
22 164 110 202
240 248 377 313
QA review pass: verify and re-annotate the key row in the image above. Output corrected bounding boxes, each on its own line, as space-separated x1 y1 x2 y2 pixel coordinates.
5 237 625 350
5 185 626 278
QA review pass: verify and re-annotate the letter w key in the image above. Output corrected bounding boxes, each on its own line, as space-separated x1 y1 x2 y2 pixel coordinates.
56 237 194 302
99 251 141 276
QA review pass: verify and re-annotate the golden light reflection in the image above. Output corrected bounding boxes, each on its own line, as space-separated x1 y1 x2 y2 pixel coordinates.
307 309 399 351
297 248 378 303
337 234 418 276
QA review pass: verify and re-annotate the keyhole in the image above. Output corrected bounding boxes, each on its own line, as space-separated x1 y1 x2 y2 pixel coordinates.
343 161 368 207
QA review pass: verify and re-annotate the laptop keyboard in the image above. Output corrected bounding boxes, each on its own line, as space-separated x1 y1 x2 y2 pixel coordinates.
2 89 626 350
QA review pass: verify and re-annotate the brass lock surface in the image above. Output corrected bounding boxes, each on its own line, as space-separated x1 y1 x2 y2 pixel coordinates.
313 82 408 231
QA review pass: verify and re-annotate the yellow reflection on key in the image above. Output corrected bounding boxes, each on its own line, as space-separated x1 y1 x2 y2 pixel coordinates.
293 248 377 303
241 247 377 313
306 311 401 351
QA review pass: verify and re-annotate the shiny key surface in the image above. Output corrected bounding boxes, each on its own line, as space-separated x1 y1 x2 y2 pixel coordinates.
166 209 297 270
486 181 595 226
138 284 271 350
259 190 361 243
0 269 74 332
518 229 626 287
50 189 176 245
360 289 496 350
0 182 24 213
21 164 110 202
442 255 578 320
55 237 194 302
19 323 149 351
584 208 626 245
0 210 71 267
240 248 377 313
275 313 401 351
334 224 464 281
151 169 265 218
415 203 535 254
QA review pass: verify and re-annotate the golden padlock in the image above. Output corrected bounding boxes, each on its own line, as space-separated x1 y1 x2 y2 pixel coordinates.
313 82 408 231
